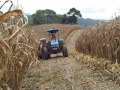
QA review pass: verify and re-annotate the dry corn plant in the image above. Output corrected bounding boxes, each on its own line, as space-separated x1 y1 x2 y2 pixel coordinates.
75 17 120 83
75 17 120 64
0 0 36 90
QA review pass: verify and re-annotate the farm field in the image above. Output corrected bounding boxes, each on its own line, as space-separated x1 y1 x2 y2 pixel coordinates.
20 24 120 90
1 1 120 90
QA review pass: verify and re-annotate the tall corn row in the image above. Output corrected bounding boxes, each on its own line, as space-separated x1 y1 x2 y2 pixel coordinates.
75 17 120 63
0 1 36 90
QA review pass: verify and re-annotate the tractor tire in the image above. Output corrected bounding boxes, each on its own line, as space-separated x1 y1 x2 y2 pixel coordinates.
48 54 50 58
37 50 42 59
43 47 49 60
38 53 42 59
62 45 68 57
46 41 51 49
59 39 64 46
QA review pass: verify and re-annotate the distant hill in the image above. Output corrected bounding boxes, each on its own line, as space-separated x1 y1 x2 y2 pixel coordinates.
77 18 105 26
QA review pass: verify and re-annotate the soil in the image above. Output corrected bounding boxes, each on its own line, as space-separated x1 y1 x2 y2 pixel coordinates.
20 29 120 90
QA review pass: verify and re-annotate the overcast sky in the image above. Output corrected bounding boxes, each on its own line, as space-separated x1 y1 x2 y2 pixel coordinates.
1 0 120 20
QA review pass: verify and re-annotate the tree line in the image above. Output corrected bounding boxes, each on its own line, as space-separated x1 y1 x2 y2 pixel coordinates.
31 8 82 25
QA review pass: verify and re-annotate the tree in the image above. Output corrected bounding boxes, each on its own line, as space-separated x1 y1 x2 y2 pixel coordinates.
32 9 62 25
61 14 68 24
67 8 82 24
32 10 45 24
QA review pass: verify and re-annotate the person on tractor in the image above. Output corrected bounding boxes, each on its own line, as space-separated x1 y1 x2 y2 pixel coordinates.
51 33 56 39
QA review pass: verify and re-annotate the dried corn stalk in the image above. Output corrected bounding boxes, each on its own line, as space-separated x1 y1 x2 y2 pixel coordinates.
0 0 36 90
75 17 120 63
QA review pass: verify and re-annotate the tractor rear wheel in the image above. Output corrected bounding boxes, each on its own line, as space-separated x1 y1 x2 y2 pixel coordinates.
37 49 42 59
42 47 49 60
62 45 68 57
48 53 50 58
38 52 42 59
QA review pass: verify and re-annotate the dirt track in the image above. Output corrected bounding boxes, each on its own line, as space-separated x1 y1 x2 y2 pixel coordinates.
20 29 120 90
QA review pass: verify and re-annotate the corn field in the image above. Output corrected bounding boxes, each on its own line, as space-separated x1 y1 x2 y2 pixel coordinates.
0 1 36 90
0 1 81 89
75 17 120 64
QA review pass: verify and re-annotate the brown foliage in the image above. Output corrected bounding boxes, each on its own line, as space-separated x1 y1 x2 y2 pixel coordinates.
0 1 36 90
75 17 120 63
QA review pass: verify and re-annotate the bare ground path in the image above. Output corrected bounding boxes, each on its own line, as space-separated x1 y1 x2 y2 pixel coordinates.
20 30 120 90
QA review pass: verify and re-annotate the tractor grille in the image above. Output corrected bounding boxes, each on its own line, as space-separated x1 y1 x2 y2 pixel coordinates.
51 39 59 46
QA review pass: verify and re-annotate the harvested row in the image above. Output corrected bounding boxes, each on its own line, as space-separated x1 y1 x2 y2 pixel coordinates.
75 17 120 63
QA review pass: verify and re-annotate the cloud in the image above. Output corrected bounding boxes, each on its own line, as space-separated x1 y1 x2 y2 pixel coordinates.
1 0 120 19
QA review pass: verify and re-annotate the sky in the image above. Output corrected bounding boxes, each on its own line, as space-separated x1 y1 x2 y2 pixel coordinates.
1 0 120 20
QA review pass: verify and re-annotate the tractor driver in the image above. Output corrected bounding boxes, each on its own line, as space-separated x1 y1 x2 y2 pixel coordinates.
51 33 56 39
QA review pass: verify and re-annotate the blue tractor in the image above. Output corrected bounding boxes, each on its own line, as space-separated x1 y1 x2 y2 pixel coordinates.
38 28 68 60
